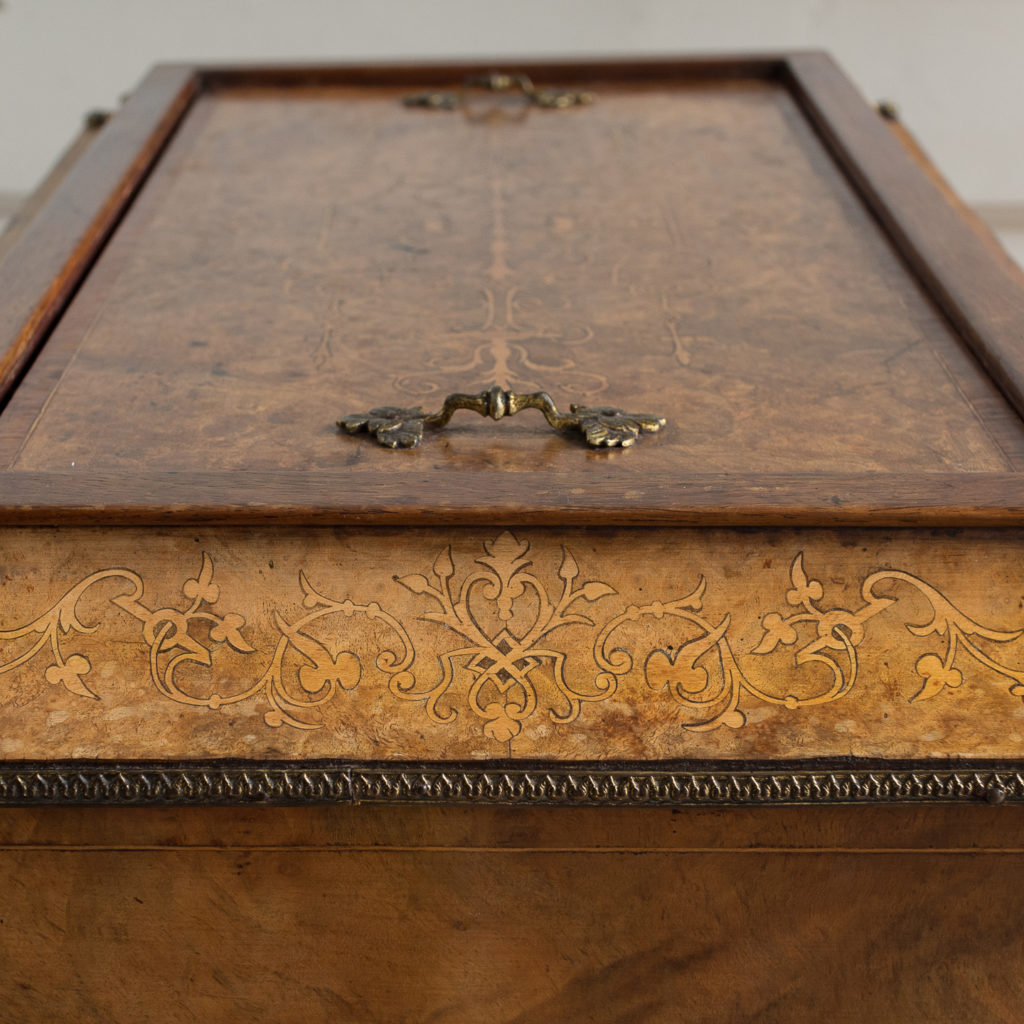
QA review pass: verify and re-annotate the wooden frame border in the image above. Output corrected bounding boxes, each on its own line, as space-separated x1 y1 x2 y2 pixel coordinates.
0 469 1022 525
0 64 201 409
2 53 1023 526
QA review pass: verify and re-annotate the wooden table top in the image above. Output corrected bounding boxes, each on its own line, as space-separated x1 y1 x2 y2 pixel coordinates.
1 56 1023 524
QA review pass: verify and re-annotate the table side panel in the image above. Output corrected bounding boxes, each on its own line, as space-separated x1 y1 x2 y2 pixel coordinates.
1 838 1022 1023
3 525 1024 762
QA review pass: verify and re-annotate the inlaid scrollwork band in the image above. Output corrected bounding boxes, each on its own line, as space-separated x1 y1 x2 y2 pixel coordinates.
338 384 666 448
4 533 1024 743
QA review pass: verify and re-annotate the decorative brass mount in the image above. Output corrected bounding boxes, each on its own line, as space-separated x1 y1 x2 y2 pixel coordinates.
338 386 665 449
403 72 595 111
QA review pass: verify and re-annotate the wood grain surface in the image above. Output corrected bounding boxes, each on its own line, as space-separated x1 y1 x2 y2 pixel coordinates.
0 65 198 409
4 469 1024 527
785 54 1024 428
2 64 1024 522
883 113 1024 292
0 115 107 265
2 802 1023 1023
5 525 1024 761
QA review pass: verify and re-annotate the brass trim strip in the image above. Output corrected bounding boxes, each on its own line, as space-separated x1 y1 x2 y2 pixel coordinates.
0 763 1020 807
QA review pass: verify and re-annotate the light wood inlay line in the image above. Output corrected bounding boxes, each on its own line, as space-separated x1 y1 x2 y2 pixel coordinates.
3 845 1024 854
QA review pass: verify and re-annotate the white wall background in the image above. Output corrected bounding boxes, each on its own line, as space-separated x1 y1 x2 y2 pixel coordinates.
1 0 1023 254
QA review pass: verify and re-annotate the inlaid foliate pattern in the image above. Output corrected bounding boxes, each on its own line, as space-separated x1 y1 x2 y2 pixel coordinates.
2 532 1024 743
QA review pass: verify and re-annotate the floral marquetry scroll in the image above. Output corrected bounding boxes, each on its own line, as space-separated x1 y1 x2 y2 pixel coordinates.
390 532 616 740
2 531 1024 750
0 554 413 730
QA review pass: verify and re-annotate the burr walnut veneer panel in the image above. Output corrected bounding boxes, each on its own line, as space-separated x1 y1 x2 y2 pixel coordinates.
4 526 1024 762
2 78 1024 483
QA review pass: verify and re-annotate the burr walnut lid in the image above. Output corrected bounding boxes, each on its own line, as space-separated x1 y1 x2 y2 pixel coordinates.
2 56 1024 526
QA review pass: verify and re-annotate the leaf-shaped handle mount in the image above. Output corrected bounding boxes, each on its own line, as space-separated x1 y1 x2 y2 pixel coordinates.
338 385 666 450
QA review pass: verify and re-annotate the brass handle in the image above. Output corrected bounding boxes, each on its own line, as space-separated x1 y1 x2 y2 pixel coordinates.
338 385 665 449
403 72 594 111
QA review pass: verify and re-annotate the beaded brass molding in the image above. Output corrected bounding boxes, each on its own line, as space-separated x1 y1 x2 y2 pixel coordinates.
2 533 1024 740
0 762 1020 806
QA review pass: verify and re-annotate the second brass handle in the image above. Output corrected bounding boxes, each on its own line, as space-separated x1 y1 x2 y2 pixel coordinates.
403 71 595 111
338 385 665 449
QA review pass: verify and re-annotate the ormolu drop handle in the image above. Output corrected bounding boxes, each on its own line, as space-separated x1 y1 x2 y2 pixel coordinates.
338 385 666 449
